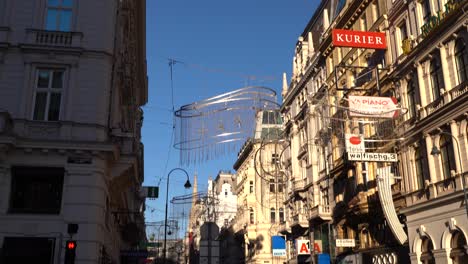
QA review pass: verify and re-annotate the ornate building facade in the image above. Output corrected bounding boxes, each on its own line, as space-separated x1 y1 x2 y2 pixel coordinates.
387 0 468 263
0 0 148 263
232 110 287 264
280 0 468 263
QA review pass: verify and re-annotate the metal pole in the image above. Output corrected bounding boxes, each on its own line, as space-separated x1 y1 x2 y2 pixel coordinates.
163 168 191 264
440 131 468 216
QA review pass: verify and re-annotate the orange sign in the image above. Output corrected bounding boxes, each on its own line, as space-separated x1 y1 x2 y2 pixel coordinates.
332 29 387 49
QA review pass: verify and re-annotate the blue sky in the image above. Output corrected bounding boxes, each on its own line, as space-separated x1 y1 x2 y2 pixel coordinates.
143 0 319 231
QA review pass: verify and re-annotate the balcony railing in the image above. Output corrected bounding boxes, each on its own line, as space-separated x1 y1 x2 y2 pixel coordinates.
291 213 308 228
405 172 467 206
309 204 332 221
419 82 467 120
25 29 83 47
292 178 306 192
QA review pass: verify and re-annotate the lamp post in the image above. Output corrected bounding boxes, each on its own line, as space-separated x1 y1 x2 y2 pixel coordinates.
430 129 468 216
163 168 191 264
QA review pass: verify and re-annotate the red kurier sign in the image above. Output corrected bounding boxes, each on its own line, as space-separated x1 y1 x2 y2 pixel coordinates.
332 29 386 49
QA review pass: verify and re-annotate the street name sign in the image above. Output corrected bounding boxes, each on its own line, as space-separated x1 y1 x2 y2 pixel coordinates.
348 96 398 118
348 152 398 162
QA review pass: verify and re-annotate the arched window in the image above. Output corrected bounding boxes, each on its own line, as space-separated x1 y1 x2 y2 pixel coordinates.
249 208 254 224
270 208 276 223
455 39 468 85
407 76 419 118
450 231 468 264
415 147 425 190
279 208 284 223
420 237 435 264
430 57 443 100
440 134 456 179
421 0 431 24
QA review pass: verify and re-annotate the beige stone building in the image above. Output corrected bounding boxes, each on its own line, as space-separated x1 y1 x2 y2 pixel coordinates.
0 0 147 263
387 0 468 263
232 110 287 264
280 0 468 263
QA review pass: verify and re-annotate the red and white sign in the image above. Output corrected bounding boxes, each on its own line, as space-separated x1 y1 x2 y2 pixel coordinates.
345 134 365 153
332 29 387 49
297 240 310 255
313 240 323 253
348 96 398 118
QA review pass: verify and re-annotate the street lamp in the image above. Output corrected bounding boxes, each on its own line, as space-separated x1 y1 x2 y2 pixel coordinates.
163 168 191 264
430 129 468 216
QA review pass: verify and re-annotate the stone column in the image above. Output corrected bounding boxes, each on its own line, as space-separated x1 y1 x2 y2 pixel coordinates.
438 44 452 91
432 248 450 264
449 120 462 173
425 134 438 196
416 63 426 115
409 252 420 264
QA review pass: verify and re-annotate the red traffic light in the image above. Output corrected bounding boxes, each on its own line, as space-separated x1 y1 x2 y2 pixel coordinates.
67 241 76 250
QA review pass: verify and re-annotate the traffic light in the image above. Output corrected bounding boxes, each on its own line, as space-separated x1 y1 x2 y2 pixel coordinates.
65 240 77 264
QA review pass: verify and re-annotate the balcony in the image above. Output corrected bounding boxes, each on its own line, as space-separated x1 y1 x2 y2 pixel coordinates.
278 221 291 235
23 29 83 50
404 172 467 207
290 212 308 230
292 178 306 193
419 82 467 120
308 204 332 222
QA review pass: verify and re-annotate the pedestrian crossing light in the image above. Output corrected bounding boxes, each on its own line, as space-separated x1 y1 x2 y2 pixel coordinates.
65 240 77 264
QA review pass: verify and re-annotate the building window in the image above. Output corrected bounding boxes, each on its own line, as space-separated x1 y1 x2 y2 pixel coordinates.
249 208 254 224
269 179 275 193
440 133 456 179
398 21 408 55
430 57 443 100
249 181 253 193
272 153 279 164
270 208 276 223
455 39 468 85
450 231 468 264
278 182 284 193
2 237 56 264
407 76 419 118
420 237 435 264
46 0 73 31
279 208 285 223
421 0 431 25
414 147 425 190
33 69 65 121
9 167 64 214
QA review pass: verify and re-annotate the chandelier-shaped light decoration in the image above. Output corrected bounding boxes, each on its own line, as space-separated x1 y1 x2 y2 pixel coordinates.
174 86 279 164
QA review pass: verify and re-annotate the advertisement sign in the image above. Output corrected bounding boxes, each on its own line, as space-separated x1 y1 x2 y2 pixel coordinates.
345 134 365 153
332 29 386 49
336 239 355 247
313 240 323 253
348 96 398 118
297 240 310 255
272 236 286 256
347 152 398 162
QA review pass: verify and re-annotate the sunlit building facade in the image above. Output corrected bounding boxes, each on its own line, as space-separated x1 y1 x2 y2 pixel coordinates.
232 110 287 264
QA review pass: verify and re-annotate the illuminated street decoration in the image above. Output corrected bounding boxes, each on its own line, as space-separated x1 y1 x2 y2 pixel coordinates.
174 86 279 164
